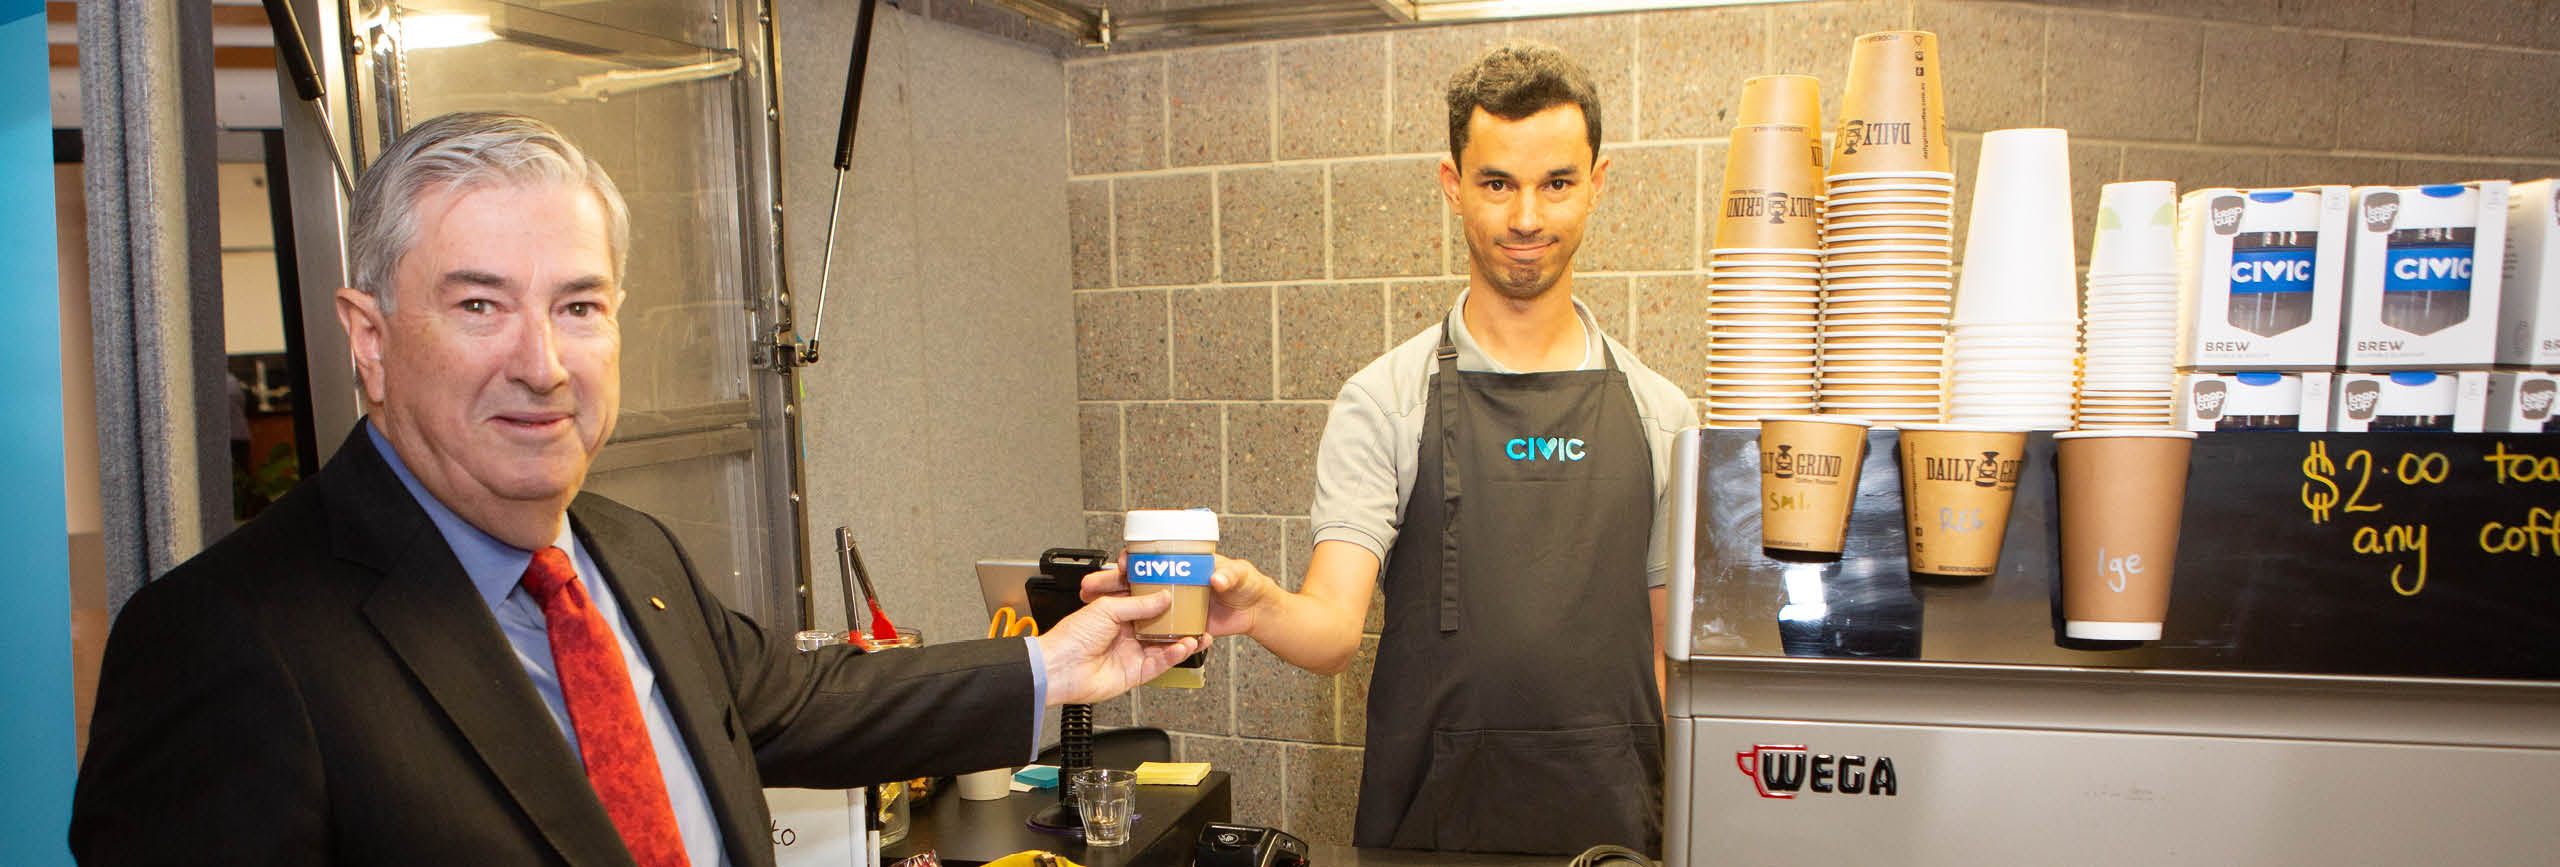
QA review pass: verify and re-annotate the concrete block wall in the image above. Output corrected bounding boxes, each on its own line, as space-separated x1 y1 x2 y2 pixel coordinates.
1063 0 2560 842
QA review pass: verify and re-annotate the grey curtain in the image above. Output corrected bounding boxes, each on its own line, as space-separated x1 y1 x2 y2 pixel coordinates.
80 0 231 614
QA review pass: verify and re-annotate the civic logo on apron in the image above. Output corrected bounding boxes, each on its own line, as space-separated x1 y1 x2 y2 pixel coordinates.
1504 437 1587 461
1736 744 1899 799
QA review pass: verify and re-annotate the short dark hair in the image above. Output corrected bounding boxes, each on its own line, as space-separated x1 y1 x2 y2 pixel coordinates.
1444 40 1603 166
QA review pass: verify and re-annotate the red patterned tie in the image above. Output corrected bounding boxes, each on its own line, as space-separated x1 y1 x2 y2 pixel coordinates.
521 546 692 867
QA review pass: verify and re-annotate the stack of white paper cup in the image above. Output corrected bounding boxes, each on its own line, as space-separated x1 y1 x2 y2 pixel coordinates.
1818 30 1954 425
1706 118 1827 428
1946 128 2079 430
2078 180 2182 429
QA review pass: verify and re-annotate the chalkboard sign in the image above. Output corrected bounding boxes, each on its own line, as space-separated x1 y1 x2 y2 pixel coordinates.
1685 430 2560 680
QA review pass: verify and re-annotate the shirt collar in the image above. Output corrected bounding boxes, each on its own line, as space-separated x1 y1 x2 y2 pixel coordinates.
1447 288 1601 373
367 420 578 609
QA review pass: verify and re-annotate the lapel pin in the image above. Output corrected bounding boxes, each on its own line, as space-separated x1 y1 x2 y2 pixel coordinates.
650 596 667 610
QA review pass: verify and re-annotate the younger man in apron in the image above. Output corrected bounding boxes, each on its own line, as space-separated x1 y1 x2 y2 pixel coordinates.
1085 41 1695 855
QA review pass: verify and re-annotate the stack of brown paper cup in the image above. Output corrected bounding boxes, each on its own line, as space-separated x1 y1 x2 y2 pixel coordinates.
2053 429 2197 640
1758 415 1872 556
1894 424 2029 578
1820 30 1953 425
1707 119 1826 428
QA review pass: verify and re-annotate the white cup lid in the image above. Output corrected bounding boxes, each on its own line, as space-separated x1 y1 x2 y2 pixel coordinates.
1125 508 1220 542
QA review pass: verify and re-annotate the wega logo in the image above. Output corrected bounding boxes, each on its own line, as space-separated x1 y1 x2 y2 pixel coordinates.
1736 744 1899 799
2190 379 2229 419
2208 195 2245 235
2363 190 2402 233
2343 380 2383 419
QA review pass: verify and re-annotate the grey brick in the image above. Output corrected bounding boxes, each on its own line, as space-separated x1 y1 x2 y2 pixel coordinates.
1138 641 1233 735
1080 403 1122 511
1070 179 1113 289
1068 56 1165 175
1227 402 1328 515
1125 402 1223 510
1278 34 1389 160
1235 641 1336 742
1331 158 1444 278
1511 16 1637 144
2046 11 2202 142
1390 23 1512 156
2200 27 2341 148
1172 286 1274 400
1769 0 1914 128
1220 165 1327 283
1170 46 1274 167
1634 274 1713 397
1076 290 1168 400
1179 735 1284 827
1278 282 1387 400
1115 173 1216 287
1283 744 1367 846
1582 144 1698 272
1912 1 2046 132
1634 6 1769 140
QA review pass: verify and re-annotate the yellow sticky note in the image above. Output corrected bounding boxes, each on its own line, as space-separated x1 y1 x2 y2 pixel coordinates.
1133 761 1211 786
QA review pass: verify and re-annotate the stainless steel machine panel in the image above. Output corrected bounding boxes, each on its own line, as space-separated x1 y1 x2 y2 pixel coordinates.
1671 714 2556 865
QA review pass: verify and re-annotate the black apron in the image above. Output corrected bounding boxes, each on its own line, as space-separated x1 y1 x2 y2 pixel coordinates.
1353 314 1664 855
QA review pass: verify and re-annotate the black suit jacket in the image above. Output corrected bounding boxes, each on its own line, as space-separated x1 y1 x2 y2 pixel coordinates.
70 425 1036 865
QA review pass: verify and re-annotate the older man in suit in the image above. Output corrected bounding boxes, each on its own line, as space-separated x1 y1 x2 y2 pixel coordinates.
67 111 1202 866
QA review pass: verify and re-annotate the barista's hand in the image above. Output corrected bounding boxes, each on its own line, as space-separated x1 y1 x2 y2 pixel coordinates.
1034 591 1210 706
1081 554 1280 639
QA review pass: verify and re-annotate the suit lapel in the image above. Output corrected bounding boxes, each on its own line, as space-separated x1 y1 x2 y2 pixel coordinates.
572 498 771 867
325 427 630 866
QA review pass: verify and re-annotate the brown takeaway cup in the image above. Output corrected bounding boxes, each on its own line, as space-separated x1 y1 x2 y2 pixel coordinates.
1738 74 1823 128
1895 425 2029 578
1717 124 1825 250
2053 430 2197 640
1758 415 1873 555
1830 30 1950 176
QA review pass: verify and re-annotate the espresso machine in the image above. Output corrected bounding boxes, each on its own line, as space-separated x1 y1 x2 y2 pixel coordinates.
1661 427 2560 865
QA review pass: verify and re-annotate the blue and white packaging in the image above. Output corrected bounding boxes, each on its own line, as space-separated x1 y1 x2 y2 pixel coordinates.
2499 179 2560 368
2341 181 2509 368
2483 371 2560 433
2176 186 2351 370
2329 371 2488 433
2176 371 2332 432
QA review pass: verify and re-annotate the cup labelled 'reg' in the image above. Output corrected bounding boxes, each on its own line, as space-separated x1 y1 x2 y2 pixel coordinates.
2053 429 2197 640
1758 415 1873 555
1895 425 2028 577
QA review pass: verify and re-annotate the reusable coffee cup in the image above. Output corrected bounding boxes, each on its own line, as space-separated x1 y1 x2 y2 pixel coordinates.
1758 414 1873 555
2053 429 2197 640
1895 424 2029 577
1123 508 1217 642
1739 73 1823 129
957 767 1014 801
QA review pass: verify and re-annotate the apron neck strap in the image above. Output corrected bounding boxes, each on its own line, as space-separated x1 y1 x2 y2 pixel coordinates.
1438 307 1619 374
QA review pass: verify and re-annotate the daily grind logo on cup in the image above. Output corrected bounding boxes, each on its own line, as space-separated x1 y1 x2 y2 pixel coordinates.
1835 118 1913 155
2191 379 2230 420
2343 379 2384 420
1727 189 1818 225
1735 744 1899 800
1763 443 1848 482
1921 450 2021 489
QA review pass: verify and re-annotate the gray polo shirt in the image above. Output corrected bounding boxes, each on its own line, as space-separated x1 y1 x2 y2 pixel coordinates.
1309 291 1699 588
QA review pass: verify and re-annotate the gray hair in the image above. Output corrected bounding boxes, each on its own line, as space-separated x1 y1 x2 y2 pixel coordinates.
347 111 630 312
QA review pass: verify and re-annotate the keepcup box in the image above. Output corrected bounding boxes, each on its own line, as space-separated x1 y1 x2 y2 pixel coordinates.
2177 187 2351 370
2341 181 2510 369
2176 371 2333 432
2484 370 2560 433
2500 179 2560 368
2329 371 2488 433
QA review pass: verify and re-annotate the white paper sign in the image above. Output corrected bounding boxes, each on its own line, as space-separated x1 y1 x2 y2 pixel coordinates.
765 787 863 867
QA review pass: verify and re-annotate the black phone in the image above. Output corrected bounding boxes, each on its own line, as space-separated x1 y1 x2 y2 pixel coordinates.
1195 823 1308 867
1026 547 1208 670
